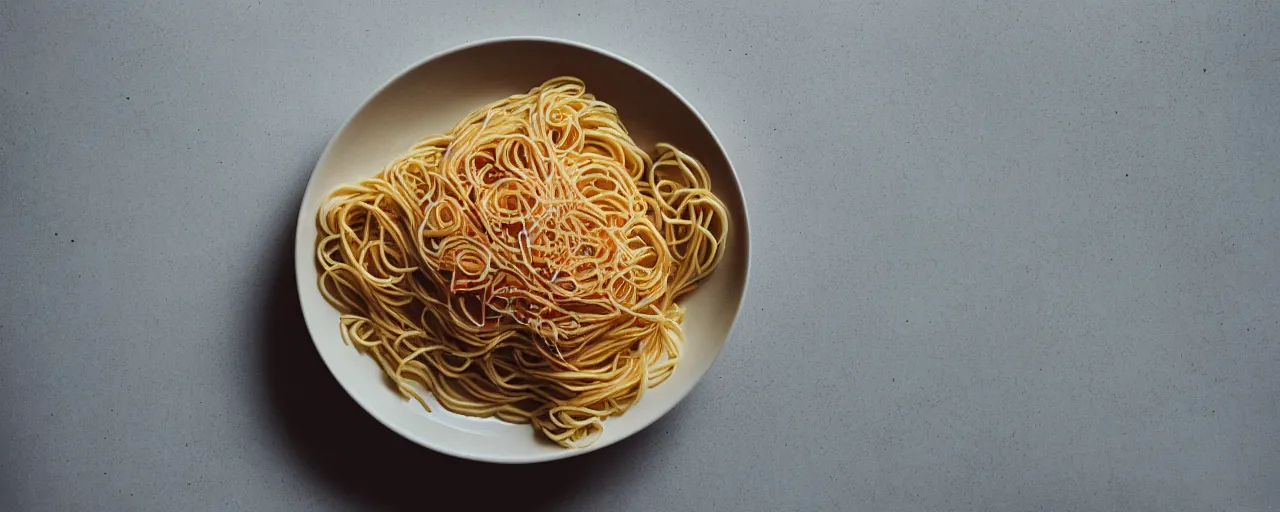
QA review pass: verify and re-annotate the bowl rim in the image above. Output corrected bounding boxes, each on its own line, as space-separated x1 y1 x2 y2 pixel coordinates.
292 35 753 463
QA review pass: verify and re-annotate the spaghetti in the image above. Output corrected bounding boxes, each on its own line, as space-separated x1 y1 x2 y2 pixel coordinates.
316 77 728 447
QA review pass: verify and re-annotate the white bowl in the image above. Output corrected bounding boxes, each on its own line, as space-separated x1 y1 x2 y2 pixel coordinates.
293 37 750 463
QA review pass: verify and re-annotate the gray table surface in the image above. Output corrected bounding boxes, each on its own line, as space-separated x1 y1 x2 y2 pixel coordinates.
2 1 1278 511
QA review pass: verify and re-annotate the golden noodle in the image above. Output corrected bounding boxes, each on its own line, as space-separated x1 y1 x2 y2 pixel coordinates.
316 77 728 447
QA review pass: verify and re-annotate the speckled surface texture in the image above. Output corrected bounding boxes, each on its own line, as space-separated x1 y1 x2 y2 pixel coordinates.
1 1 1278 511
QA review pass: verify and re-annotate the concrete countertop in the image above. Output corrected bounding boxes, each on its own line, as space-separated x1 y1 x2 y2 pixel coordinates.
1 1 1277 510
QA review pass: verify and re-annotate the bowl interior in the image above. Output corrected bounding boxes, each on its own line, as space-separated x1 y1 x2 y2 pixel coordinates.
294 38 749 463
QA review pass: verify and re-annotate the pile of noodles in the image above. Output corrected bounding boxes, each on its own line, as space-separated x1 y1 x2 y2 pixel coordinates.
316 77 727 447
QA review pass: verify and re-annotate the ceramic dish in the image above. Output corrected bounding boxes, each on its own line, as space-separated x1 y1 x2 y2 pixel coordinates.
293 37 750 463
